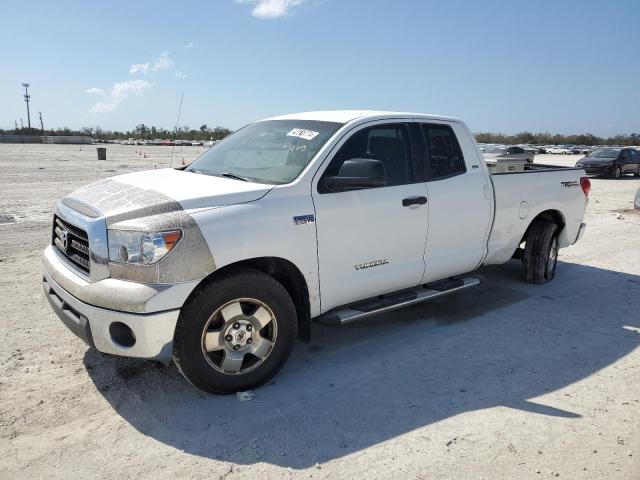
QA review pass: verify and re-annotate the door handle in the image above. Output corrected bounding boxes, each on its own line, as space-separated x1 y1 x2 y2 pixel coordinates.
402 196 428 207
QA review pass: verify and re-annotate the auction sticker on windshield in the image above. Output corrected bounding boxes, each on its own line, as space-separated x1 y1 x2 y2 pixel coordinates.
287 128 319 141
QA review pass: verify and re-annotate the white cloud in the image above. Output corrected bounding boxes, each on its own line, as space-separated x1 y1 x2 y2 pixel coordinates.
85 87 105 95
184 42 194 51
173 71 187 79
89 79 154 114
236 0 304 19
130 52 173 75
152 51 173 72
129 62 150 75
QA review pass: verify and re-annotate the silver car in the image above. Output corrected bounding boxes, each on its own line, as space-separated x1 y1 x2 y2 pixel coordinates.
635 187 640 210
483 145 535 164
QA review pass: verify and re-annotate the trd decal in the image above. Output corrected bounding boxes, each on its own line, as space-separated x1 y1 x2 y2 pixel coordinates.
561 181 579 188
354 259 389 270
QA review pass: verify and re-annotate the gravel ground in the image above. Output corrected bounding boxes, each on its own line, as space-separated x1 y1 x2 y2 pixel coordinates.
0 144 639 479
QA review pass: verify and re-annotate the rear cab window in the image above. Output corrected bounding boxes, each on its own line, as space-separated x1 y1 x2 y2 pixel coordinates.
420 124 467 180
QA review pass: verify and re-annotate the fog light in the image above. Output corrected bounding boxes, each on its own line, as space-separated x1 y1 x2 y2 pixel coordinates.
109 322 136 348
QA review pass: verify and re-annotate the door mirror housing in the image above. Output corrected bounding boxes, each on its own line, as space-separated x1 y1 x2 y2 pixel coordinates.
324 158 386 191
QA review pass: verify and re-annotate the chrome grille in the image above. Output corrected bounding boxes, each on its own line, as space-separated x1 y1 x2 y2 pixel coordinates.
52 216 90 274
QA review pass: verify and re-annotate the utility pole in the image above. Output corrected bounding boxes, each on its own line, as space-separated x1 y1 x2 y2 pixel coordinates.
22 82 31 129
20 118 24 129
39 111 44 134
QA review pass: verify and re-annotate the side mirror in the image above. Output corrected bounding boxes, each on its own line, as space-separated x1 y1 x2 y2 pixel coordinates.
325 158 386 191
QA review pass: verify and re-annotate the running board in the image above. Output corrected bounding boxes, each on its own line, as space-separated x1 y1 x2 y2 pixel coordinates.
314 276 481 326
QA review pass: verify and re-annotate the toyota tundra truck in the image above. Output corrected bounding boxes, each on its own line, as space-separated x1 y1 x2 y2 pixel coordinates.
42 111 589 393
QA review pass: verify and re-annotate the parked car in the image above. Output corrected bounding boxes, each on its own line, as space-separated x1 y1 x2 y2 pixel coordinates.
42 110 589 393
635 187 640 210
483 145 535 163
576 147 640 178
570 146 583 155
520 145 538 154
547 145 573 155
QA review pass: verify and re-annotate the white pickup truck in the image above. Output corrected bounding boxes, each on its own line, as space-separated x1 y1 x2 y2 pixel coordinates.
42 111 589 393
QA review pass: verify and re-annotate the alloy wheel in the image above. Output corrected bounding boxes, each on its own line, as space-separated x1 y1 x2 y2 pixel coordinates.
201 298 278 375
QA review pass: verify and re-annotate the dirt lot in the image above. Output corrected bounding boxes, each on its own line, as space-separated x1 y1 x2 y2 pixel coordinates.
1 144 639 479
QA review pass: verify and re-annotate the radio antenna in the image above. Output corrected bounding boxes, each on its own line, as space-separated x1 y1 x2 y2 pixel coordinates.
169 92 184 168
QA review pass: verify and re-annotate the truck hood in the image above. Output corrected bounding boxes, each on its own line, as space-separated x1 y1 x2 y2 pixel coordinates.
62 168 273 224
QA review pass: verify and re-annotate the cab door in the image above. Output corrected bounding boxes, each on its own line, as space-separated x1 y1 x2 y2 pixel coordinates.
418 122 493 283
312 122 429 312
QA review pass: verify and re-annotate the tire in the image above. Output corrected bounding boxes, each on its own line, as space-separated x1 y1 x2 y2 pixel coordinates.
173 268 297 393
522 219 559 284
612 165 622 179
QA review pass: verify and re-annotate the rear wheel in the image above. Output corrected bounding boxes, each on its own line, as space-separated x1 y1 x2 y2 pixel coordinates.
522 219 559 284
173 268 297 393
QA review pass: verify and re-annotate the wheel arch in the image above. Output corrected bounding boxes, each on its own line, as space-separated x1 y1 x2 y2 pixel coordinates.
184 256 312 342
520 209 565 246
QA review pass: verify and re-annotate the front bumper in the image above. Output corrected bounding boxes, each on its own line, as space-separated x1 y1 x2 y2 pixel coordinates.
42 246 194 363
582 164 613 175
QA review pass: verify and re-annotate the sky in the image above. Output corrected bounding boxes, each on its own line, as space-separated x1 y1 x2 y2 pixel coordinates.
1 0 639 136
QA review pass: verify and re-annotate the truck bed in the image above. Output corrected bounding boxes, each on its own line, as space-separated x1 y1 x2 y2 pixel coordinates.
488 161 583 175
483 163 587 266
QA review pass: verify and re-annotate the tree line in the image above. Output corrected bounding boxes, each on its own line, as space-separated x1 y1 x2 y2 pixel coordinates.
3 125 640 146
475 131 640 146
1 124 233 142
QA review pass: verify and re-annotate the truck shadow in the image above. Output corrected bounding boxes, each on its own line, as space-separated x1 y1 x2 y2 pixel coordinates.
84 260 640 469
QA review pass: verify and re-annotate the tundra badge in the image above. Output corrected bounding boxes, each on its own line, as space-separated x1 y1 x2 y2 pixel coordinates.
355 259 389 270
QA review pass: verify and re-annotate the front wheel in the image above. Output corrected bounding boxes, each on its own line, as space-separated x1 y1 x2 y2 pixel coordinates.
612 165 622 179
522 219 559 284
173 268 297 393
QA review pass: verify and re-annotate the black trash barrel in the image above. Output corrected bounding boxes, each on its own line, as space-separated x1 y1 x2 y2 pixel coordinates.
97 147 107 160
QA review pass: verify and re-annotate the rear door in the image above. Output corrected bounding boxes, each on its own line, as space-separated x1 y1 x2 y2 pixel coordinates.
632 149 640 173
621 149 638 173
312 122 429 312
619 149 631 172
417 122 493 283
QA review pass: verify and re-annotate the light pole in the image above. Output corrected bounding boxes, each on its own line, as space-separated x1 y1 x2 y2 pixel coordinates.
22 83 31 129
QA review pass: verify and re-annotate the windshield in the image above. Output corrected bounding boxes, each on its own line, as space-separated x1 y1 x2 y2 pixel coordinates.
187 120 343 184
485 146 506 154
589 148 621 158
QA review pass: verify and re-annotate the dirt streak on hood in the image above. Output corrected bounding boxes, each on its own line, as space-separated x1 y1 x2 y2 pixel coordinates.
64 168 274 223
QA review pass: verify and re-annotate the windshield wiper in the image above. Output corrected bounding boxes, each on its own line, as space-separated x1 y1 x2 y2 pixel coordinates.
218 172 251 182
187 169 259 183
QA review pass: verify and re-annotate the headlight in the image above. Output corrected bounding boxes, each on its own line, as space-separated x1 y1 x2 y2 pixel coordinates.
108 230 182 265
